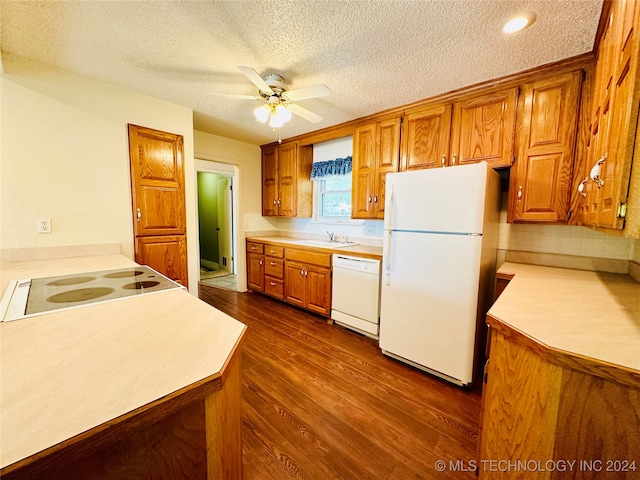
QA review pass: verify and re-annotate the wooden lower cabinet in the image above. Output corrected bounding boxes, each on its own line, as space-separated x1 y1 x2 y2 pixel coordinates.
284 261 332 316
135 235 188 287
246 242 331 315
478 325 640 479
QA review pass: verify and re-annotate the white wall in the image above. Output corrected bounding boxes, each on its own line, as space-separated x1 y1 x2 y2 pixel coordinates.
1 58 200 291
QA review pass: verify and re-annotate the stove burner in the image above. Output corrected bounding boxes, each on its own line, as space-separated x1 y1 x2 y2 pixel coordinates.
46 276 97 287
103 270 145 279
122 281 160 290
46 287 115 304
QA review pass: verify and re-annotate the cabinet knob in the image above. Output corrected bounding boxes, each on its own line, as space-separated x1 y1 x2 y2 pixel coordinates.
273 199 277 205
578 178 588 198
517 186 523 201
300 268 305 275
373 195 378 203
441 155 446 167
368 195 372 203
259 260 263 265
136 208 142 221
452 154 457 165
277 198 281 206
590 154 607 187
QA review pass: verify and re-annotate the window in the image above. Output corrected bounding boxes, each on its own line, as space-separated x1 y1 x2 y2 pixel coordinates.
318 176 352 219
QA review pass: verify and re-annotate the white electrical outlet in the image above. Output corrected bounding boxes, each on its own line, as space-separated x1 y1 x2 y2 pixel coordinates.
365 224 376 236
37 218 52 233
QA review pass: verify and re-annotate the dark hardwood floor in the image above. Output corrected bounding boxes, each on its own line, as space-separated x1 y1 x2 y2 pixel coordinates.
199 284 483 480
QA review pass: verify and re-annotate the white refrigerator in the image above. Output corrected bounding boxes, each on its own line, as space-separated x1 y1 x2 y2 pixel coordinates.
379 162 500 387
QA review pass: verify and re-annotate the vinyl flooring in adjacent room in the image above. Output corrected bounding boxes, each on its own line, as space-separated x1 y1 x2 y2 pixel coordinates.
198 284 483 480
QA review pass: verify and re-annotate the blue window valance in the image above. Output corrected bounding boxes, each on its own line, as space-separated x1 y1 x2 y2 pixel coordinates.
310 156 352 180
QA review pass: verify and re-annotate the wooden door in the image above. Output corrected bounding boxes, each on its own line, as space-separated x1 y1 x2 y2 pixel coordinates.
305 265 332 316
247 253 265 292
277 143 298 217
510 71 582 223
401 103 452 170
261 145 278 216
284 261 306 308
352 124 377 219
373 118 401 218
128 124 187 287
451 88 517 168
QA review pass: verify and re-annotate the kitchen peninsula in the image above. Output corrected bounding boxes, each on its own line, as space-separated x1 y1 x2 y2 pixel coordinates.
479 262 640 479
0 248 246 480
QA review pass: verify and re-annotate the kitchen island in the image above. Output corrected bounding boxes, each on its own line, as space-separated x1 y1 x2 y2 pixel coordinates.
0 251 246 479
479 262 640 479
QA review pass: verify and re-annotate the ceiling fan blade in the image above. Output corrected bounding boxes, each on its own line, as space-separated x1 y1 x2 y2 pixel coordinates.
208 92 262 100
282 84 331 101
286 103 322 123
237 65 273 94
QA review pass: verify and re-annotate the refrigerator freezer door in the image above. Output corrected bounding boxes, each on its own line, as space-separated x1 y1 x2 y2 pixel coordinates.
385 162 489 234
379 231 483 385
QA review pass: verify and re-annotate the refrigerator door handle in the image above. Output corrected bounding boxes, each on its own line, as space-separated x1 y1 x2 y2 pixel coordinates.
384 230 392 285
384 184 394 231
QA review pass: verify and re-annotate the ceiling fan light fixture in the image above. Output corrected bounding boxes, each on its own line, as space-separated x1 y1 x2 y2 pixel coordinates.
253 104 271 123
274 104 292 123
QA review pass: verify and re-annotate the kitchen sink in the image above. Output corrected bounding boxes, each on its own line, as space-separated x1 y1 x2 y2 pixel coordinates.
290 239 359 249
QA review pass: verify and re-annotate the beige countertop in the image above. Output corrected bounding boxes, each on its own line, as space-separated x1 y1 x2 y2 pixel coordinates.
246 235 383 260
489 262 640 375
0 254 246 470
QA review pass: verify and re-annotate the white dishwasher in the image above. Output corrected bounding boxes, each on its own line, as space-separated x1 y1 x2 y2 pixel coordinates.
331 254 381 339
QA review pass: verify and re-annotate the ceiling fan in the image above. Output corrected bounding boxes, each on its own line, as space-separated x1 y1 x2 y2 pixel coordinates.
210 65 330 128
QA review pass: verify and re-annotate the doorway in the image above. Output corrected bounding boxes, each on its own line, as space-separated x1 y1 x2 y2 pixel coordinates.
196 160 238 291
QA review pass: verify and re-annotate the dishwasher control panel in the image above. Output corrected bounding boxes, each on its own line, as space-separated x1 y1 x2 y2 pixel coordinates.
332 255 381 274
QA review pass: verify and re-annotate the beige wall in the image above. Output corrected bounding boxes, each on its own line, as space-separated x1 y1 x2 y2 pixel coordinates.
1 58 201 291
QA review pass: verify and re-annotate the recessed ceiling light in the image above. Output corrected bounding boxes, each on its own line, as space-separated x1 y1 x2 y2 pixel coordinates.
503 12 537 34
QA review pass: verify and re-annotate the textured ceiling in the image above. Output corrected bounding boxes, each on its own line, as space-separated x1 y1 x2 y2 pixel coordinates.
1 0 603 146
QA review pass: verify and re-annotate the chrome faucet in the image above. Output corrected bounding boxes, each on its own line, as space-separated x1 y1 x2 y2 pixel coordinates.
326 231 335 242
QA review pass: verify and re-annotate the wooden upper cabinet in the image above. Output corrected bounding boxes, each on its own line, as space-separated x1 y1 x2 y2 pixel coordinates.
352 118 401 219
261 142 313 217
401 103 452 170
581 0 640 233
450 88 518 168
509 71 583 223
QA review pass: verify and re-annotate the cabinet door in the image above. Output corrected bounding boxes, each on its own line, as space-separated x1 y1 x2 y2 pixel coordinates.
510 71 582 223
594 0 639 229
305 264 332 316
451 88 517 167
401 103 452 170
262 145 278 216
135 235 188 287
247 253 265 292
278 143 298 217
284 261 306 308
373 118 401 218
352 124 376 218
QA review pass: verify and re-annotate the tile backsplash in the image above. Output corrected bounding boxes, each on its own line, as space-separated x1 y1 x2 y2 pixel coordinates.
499 223 635 260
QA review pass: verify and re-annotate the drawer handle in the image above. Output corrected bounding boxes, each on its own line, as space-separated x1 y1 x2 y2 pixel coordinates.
270 249 276 253
270 261 276 266
270 281 277 286
251 246 257 250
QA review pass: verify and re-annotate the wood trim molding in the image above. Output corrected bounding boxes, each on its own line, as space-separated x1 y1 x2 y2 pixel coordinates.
267 53 595 148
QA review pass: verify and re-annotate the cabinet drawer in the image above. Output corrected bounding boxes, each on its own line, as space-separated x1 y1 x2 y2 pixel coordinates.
265 276 284 299
247 242 264 254
265 258 284 279
264 244 284 258
284 248 332 268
